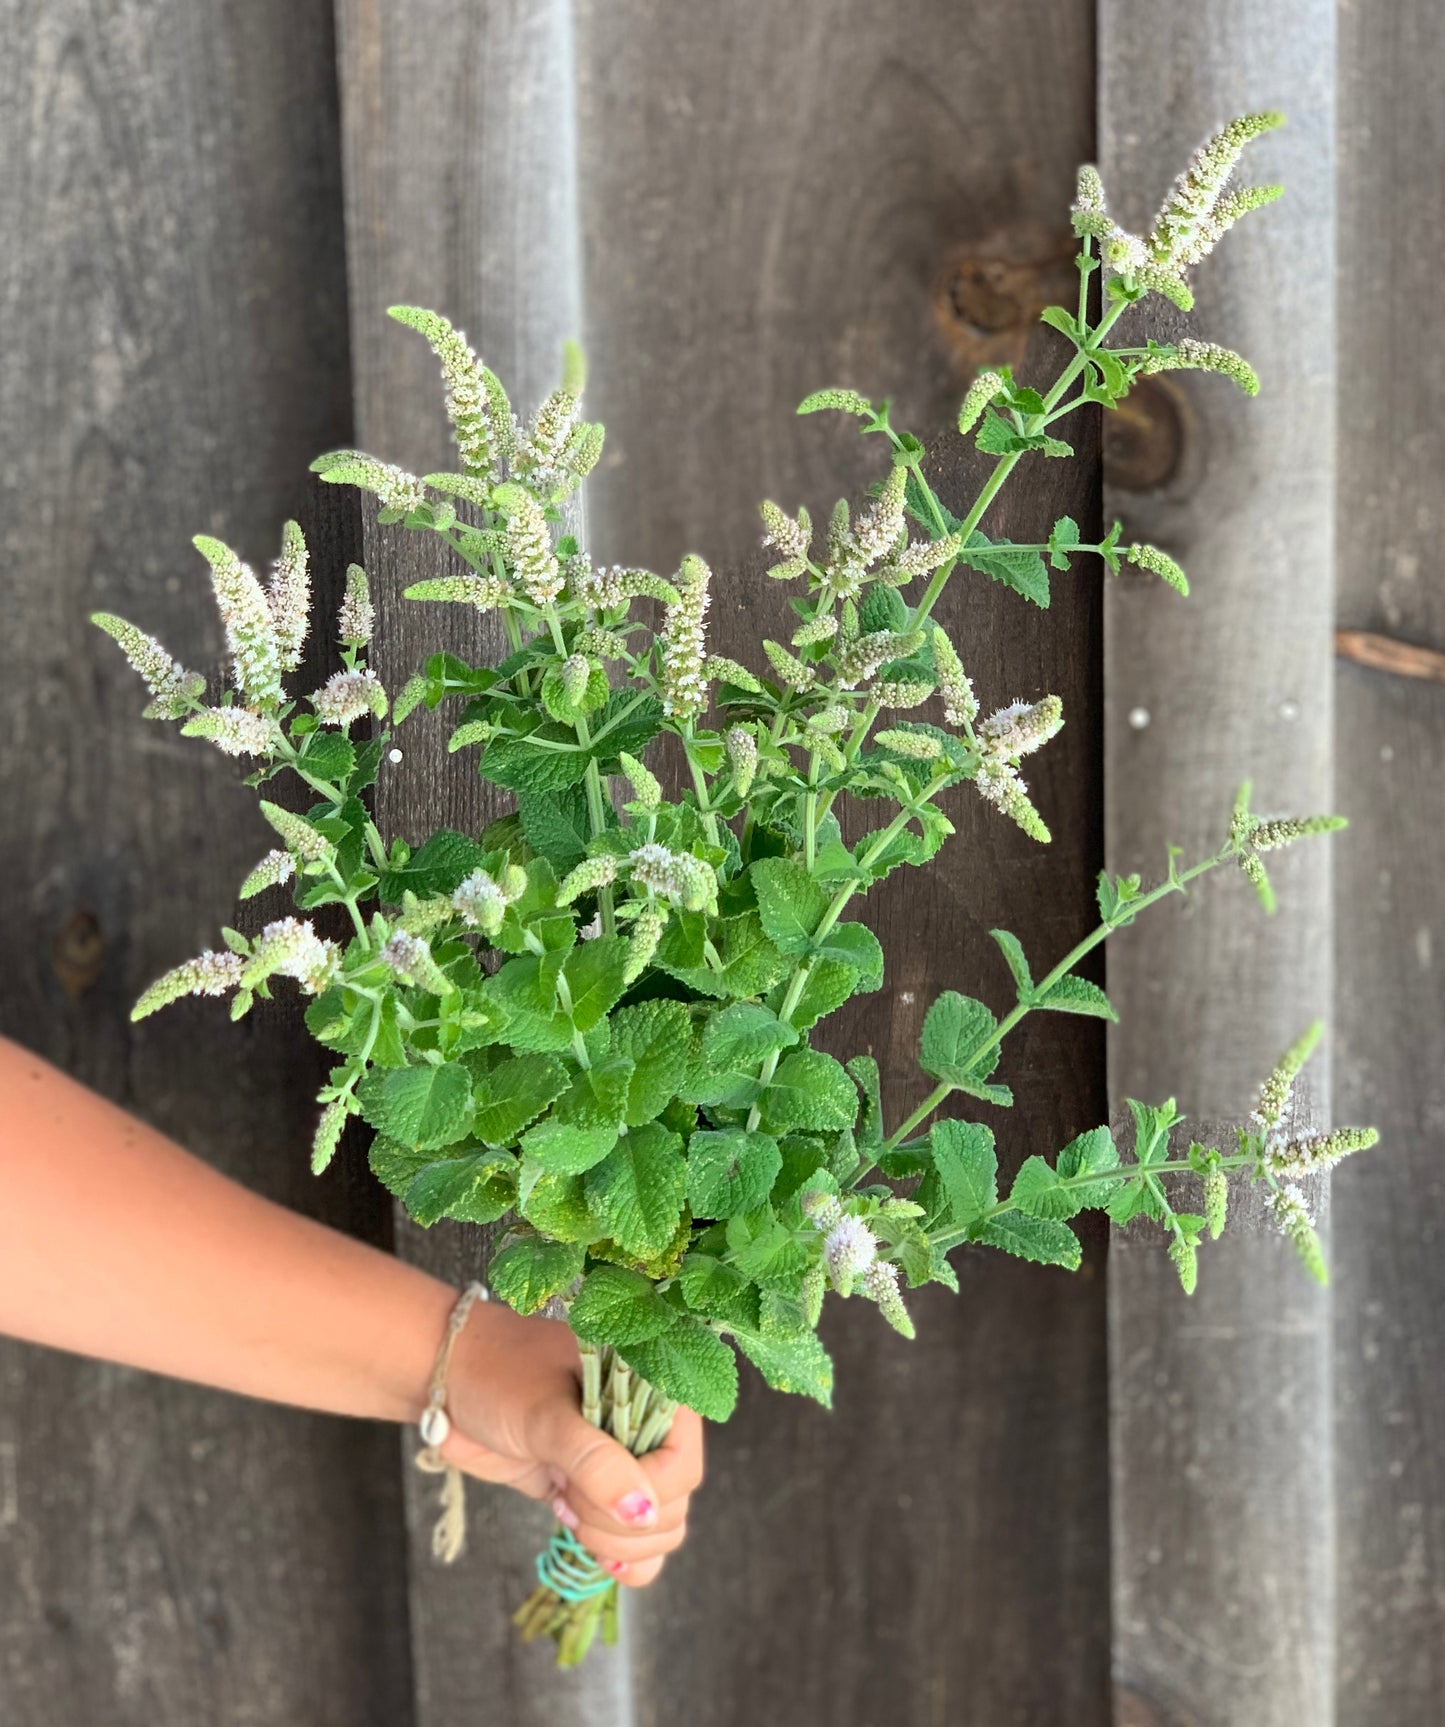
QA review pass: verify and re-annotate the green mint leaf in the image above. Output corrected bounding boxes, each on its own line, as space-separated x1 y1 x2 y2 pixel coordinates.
357 1061 473 1151
733 1328 834 1407
521 1118 620 1176
561 936 632 1030
517 787 594 872
725 1209 811 1291
517 1166 603 1243
770 957 860 1032
567 1264 676 1347
751 857 830 956
656 910 789 1000
469 1052 571 1146
677 1254 762 1329
489 1234 586 1315
974 1211 1081 1270
686 1129 783 1220
1037 974 1118 1021
620 1316 738 1422
929 1118 998 1227
847 1056 884 1148
585 1122 688 1259
1046 514 1082 571
988 929 1034 997
299 732 356 784
957 529 1051 609
609 999 694 1125
377 829 488 901
759 1049 859 1134
919 990 1002 1086
1039 305 1083 342
405 1148 515 1226
811 921 884 990
481 729 591 792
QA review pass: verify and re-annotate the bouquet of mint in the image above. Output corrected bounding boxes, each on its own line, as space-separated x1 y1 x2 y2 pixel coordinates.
97 112 1377 1665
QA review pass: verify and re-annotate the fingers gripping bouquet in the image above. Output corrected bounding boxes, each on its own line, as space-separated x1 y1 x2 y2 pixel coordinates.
99 114 1378 1664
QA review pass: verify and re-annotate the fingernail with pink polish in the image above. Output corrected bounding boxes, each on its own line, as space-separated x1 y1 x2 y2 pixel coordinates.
606 1560 627 1576
617 1491 656 1527
552 1496 579 1531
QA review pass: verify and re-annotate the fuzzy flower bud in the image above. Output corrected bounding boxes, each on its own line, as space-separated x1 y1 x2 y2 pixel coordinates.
243 918 339 995
239 848 296 899
622 905 664 986
1168 1234 1199 1295
1269 1182 1328 1285
518 388 581 489
312 668 387 728
557 854 620 907
1204 1165 1229 1240
132 949 246 1020
760 499 811 563
1265 1125 1380 1179
823 1214 877 1297
388 306 503 480
560 653 592 709
311 451 427 516
1251 815 1348 852
1253 1022 1323 1129
617 751 661 810
883 532 963 584
659 554 712 720
1146 112 1284 270
703 655 762 694
1141 338 1260 397
311 1098 353 1176
404 574 511 611
92 613 206 719
801 1263 827 1328
958 370 1006 436
877 728 943 761
725 727 758 797
800 1188 844 1231
259 802 334 867
451 868 510 934
498 487 563 607
628 843 716 913
835 629 922 689
863 1260 915 1339
975 760 1051 844
194 535 284 708
382 930 454 995
575 625 630 662
1124 542 1190 595
930 627 978 728
792 615 839 648
337 563 374 647
763 639 816 692
980 695 1063 760
851 466 907 567
874 679 934 710
266 520 311 673
180 706 275 758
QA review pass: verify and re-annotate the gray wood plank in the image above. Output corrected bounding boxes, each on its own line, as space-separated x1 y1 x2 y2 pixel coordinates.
1098 16 1338 1724
333 4 633 1723
0 4 413 1724
575 6 1110 1724
1334 5 1445 1719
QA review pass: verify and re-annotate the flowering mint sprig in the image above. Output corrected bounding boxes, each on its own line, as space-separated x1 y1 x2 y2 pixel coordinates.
96 114 1380 1667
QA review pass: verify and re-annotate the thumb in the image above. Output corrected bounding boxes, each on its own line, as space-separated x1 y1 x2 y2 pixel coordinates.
532 1404 659 1534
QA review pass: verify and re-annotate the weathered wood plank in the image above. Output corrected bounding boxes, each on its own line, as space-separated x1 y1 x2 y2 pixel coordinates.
1334 6 1445 1719
333 4 633 1723
1099 16 1337 1725
575 6 1109 1723
0 4 413 1724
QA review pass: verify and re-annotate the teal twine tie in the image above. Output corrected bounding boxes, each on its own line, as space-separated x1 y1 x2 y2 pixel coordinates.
536 1524 614 1602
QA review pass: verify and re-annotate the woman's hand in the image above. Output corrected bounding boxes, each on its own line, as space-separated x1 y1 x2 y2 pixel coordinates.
441 1301 704 1588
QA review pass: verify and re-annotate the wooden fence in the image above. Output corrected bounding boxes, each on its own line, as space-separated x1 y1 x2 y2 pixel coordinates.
1 2 1439 1723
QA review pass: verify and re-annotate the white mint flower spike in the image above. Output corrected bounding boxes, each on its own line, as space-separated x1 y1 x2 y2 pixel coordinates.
823 1214 877 1297
132 949 246 1020
337 563 374 648
311 450 428 516
239 849 296 899
382 930 455 996
312 668 386 728
180 705 275 758
242 918 339 995
266 520 311 673
979 695 1063 759
389 306 505 481
193 535 284 709
451 868 512 934
659 554 711 720
91 613 205 719
496 485 563 607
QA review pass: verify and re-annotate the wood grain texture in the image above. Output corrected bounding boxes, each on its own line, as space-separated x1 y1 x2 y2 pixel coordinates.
333 4 633 1723
575 5 1109 1723
1334 6 1445 1719
1099 12 1337 1724
0 3 413 1724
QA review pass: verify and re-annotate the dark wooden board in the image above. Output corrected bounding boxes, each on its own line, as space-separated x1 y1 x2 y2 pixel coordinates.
575 5 1109 1723
0 5 413 1723
1098 16 1338 1723
1334 5 1445 1719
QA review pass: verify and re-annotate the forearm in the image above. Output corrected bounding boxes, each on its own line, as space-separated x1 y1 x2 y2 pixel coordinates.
0 1036 454 1425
